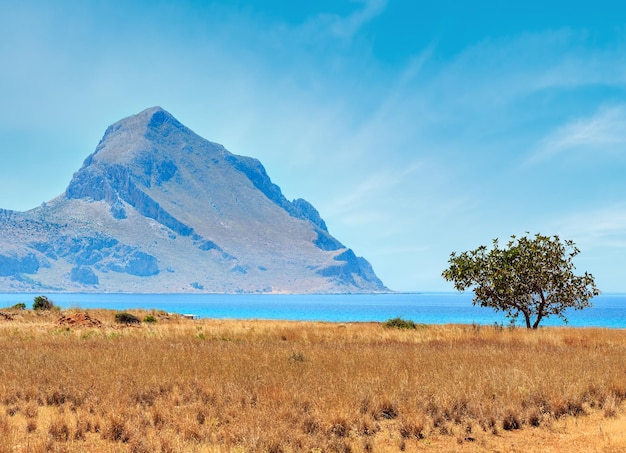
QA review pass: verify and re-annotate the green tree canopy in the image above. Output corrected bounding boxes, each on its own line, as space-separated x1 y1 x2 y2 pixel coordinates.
442 233 599 329
32 295 55 311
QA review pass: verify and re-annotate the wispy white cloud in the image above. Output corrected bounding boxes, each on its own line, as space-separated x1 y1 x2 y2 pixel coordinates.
526 105 626 164
304 0 387 40
549 204 626 249
323 162 424 220
438 30 626 103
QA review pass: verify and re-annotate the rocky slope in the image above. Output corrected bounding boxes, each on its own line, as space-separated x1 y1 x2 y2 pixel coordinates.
0 107 387 293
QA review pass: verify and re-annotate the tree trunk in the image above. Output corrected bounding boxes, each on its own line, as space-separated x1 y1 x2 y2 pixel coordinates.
532 312 543 329
523 311 531 329
532 292 547 329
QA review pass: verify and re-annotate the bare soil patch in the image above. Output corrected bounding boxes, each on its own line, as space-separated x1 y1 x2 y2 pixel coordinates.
56 312 103 328
0 311 14 321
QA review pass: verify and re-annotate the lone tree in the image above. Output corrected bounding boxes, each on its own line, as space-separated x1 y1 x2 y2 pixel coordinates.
442 233 599 329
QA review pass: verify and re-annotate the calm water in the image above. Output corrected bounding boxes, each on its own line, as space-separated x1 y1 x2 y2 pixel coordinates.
1 292 625 328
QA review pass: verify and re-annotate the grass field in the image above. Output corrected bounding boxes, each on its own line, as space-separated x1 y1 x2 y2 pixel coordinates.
0 307 625 452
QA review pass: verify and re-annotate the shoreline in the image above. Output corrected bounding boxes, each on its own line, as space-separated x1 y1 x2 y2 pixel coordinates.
2 292 625 328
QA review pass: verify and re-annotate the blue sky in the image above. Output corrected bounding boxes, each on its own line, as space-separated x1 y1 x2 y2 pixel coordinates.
2 0 626 292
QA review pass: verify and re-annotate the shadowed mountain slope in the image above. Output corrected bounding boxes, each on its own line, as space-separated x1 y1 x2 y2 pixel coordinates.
0 107 387 293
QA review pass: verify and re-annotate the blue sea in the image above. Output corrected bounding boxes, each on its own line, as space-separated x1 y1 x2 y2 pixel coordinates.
1 292 625 328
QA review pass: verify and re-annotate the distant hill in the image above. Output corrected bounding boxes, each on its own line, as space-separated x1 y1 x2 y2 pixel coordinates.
0 107 388 293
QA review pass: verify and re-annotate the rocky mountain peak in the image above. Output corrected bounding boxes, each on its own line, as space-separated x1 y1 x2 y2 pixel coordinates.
0 108 387 293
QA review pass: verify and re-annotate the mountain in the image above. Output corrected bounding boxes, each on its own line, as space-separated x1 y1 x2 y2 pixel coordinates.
0 107 388 293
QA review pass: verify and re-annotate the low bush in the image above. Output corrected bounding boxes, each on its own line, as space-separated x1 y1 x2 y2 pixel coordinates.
9 303 26 310
143 315 157 323
32 296 54 311
114 312 141 325
383 317 418 329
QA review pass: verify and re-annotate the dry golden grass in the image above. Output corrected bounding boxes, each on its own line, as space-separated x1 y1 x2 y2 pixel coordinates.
0 307 625 452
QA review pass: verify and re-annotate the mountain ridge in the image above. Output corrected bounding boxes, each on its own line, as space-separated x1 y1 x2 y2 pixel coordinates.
0 107 387 293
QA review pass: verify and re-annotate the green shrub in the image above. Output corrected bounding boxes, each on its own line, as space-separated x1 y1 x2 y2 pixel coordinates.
288 351 306 362
143 315 157 323
33 296 54 311
114 312 141 324
9 303 26 310
383 317 418 330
